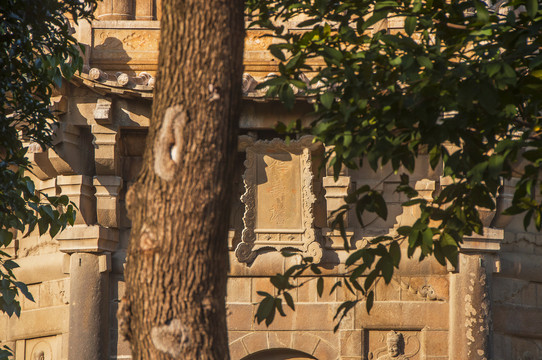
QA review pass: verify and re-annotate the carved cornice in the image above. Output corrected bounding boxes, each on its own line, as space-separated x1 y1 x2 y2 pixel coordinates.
73 70 317 102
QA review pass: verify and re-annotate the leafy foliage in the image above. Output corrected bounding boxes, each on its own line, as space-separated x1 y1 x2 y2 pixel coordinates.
0 0 97 339
248 0 542 327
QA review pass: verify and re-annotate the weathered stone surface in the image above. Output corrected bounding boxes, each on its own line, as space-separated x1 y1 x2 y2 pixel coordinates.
3 9 542 360
93 175 123 228
57 225 118 253
13 253 69 285
6 306 69 340
227 277 251 303
57 175 96 225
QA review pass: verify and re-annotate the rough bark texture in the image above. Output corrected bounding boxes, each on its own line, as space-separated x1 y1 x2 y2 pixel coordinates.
122 0 244 358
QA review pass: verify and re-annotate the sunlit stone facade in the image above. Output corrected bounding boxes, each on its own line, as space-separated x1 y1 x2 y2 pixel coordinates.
1 2 541 359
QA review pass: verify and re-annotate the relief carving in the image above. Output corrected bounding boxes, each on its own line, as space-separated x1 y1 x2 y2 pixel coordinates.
368 330 420 360
92 29 160 62
235 136 323 263
29 339 53 360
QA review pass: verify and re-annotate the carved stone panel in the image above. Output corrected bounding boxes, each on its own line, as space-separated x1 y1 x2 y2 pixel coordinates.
24 335 60 360
235 136 323 263
365 330 421 360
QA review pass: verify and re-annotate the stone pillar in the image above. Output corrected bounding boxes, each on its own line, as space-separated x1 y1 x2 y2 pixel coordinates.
68 253 110 360
449 229 502 360
134 0 155 20
92 124 120 176
96 0 133 20
321 148 355 249
323 175 351 226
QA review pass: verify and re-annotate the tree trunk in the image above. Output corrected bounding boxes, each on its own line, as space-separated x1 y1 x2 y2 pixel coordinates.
121 0 244 358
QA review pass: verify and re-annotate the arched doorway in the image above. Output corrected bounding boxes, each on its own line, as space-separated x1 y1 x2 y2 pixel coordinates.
241 349 318 360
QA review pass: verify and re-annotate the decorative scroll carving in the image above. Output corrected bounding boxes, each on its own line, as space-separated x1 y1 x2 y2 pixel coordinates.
235 136 323 263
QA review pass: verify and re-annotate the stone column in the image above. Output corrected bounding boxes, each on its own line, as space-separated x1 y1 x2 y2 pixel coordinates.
68 253 110 360
58 224 118 360
96 0 133 20
449 229 502 360
134 0 155 20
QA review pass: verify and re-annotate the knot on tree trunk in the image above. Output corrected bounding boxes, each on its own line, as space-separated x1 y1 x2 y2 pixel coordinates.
154 105 188 181
151 319 189 358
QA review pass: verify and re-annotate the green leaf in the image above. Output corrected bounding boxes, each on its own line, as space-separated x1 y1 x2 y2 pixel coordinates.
416 56 433 70
329 280 342 295
317 277 324 298
389 241 401 267
360 10 389 31
324 46 343 61
3 260 19 270
364 270 378 290
15 282 34 302
38 218 48 236
279 84 295 110
366 290 374 313
321 92 334 109
346 249 365 267
275 298 286 316
284 291 295 311
412 0 422 12
381 258 393 283
255 295 275 324
269 45 286 61
404 16 417 36
474 0 489 23
0 230 13 246
373 193 388 220
526 0 538 19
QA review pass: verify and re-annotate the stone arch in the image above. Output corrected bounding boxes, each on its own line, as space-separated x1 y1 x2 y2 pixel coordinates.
229 331 339 360
241 349 317 360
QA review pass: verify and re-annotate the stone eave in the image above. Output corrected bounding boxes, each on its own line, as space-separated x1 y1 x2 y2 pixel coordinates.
72 69 315 102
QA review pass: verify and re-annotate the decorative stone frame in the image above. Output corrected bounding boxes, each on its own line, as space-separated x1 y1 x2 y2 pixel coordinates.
235 136 323 263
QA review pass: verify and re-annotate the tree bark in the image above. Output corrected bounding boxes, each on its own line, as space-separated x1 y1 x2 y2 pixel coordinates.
121 0 244 358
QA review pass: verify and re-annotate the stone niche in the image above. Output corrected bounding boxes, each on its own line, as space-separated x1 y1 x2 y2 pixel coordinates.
365 329 421 360
23 335 61 360
235 136 324 264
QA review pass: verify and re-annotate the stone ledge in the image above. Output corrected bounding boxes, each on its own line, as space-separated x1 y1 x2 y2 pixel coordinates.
3 305 69 341
12 253 69 285
57 225 118 253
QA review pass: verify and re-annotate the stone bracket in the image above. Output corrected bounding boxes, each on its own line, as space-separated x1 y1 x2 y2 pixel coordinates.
94 97 113 124
94 175 123 228
57 175 96 225
323 175 351 227
92 124 120 175
99 253 111 273
461 227 503 253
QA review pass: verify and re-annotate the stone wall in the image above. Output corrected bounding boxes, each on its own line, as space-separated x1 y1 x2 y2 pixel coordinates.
1 7 541 360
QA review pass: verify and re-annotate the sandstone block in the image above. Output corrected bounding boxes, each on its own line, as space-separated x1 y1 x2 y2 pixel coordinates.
93 175 122 228
340 330 362 356
242 331 268 355
57 175 96 225
227 277 251 303
57 225 118 253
